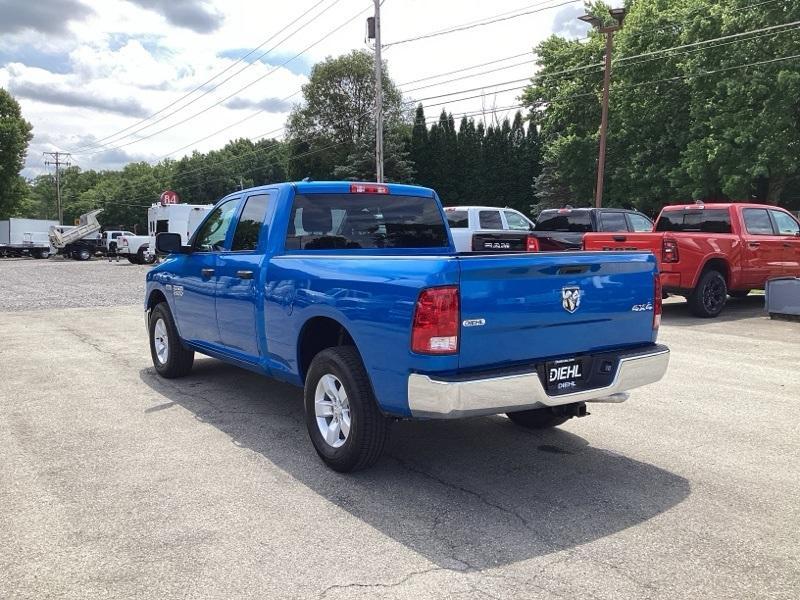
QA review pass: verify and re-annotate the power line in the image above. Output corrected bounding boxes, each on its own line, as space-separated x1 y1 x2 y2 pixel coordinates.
397 51 533 87
75 4 371 158
384 0 580 48
71 0 338 153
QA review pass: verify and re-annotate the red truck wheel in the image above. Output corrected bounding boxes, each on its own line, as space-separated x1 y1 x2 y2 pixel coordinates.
689 270 727 318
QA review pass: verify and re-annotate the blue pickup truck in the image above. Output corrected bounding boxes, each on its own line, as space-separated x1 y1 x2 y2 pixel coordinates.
145 181 669 472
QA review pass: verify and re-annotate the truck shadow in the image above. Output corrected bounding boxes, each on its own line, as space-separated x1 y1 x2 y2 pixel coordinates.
662 295 766 326
139 361 689 570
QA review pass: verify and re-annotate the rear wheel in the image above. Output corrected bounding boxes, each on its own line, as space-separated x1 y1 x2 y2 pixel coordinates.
729 289 751 299
138 246 156 264
688 270 727 318
304 346 388 472
149 302 194 378
507 408 569 429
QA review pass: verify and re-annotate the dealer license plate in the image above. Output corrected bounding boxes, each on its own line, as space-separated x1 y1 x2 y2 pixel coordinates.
545 358 584 392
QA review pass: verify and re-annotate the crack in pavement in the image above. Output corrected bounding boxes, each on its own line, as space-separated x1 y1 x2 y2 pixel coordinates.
318 567 448 598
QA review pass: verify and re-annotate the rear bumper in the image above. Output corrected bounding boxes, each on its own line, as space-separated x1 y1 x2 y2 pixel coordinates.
407 344 670 419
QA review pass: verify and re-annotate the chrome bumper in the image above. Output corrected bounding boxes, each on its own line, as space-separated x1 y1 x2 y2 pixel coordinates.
407 346 670 419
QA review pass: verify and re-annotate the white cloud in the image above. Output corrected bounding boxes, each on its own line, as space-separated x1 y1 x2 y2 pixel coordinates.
4 0 569 177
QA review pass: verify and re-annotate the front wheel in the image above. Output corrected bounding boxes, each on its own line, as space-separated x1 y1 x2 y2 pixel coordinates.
304 346 388 472
149 303 194 378
688 270 727 318
507 408 569 429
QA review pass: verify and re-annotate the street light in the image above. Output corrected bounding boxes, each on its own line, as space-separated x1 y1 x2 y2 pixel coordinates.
580 7 626 208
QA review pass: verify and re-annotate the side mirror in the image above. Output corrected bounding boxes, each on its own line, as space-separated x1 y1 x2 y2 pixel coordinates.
156 232 187 254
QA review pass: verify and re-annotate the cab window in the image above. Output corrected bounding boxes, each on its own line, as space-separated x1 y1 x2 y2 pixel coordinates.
193 199 241 252
445 210 469 228
769 210 800 236
627 213 654 232
743 209 774 235
479 210 503 229
599 212 628 232
504 210 532 231
231 194 270 251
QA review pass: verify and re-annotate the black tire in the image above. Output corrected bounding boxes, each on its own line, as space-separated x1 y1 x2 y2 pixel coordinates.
304 346 388 472
507 408 569 429
75 247 92 261
127 255 139 264
688 270 727 318
729 290 751 299
148 302 194 378
138 246 156 264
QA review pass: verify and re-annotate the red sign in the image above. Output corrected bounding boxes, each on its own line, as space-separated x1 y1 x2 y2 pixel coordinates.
160 190 180 205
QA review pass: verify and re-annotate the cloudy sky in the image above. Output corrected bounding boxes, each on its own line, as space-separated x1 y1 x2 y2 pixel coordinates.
0 0 594 178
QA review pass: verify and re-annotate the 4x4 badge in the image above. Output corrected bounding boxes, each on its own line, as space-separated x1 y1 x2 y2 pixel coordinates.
561 286 581 313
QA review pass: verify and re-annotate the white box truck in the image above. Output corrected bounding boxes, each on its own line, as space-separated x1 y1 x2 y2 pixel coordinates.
0 218 59 258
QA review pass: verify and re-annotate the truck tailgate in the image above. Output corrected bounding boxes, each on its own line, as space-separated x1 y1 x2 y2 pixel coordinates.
456 252 658 370
582 232 665 262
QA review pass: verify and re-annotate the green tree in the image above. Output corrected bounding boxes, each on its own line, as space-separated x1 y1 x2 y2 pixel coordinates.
286 50 407 181
0 89 33 218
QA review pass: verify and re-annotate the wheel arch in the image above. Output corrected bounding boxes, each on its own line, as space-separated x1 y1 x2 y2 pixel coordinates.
297 316 359 384
695 256 730 288
146 288 169 311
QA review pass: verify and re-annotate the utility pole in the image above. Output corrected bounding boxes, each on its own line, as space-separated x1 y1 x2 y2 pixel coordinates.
43 151 72 225
579 7 626 208
371 0 384 183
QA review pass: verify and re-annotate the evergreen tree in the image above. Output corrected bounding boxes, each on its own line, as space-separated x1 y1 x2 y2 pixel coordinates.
410 105 431 186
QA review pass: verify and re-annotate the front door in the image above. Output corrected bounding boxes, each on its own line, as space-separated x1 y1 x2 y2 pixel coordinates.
215 192 271 361
171 198 241 345
769 209 800 277
741 208 784 286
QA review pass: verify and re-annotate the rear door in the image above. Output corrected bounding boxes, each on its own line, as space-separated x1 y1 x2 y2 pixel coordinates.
598 211 629 232
215 192 271 360
741 208 784 284
457 252 657 370
768 209 800 276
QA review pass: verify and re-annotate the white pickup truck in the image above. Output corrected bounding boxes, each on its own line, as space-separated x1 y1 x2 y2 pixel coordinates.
117 234 155 264
444 205 538 253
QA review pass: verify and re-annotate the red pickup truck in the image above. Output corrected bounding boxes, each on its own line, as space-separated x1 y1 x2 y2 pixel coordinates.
583 203 800 317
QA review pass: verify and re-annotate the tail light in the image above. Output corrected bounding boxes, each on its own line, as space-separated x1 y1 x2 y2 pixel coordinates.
662 238 679 263
411 286 459 354
653 274 662 330
526 235 539 252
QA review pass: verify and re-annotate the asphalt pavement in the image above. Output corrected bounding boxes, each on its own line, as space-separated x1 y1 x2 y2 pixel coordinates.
1 259 798 599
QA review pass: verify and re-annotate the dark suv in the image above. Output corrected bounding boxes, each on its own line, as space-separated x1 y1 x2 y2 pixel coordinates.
532 207 653 251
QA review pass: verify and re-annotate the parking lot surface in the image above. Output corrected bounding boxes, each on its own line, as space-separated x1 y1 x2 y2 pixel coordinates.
1 259 798 599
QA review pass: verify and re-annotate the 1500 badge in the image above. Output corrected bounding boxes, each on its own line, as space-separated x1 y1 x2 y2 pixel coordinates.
631 302 653 312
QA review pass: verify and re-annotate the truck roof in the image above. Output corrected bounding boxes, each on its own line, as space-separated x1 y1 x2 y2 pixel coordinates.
224 181 437 200
661 202 775 211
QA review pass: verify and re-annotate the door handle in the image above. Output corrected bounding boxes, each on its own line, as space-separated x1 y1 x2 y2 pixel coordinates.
612 235 627 242
784 243 792 248
201 268 215 277
748 242 760 247
236 270 254 280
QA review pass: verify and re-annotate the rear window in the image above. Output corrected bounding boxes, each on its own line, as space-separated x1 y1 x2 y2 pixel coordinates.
285 194 448 250
445 210 469 228
535 210 592 232
655 209 732 233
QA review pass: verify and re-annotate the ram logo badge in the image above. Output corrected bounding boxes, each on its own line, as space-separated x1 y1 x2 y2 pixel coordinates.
561 286 581 313
462 318 486 327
